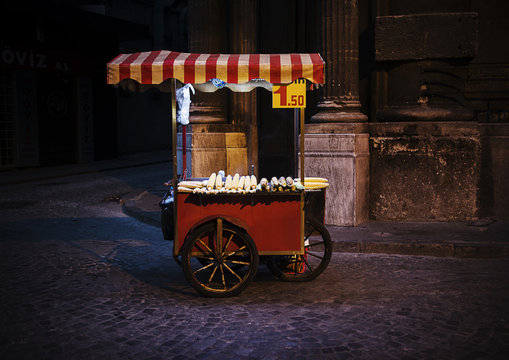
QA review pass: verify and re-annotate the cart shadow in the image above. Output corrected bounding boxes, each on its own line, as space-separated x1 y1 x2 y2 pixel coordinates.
2 216 197 296
3 216 304 300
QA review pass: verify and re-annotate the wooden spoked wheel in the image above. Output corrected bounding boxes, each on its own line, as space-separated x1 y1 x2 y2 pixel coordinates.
181 219 259 297
267 217 332 282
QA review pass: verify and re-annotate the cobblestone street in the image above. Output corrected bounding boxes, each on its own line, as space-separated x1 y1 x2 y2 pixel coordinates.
1 164 509 359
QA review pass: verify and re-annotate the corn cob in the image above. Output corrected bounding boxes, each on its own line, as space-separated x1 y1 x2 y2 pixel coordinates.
177 181 204 189
250 175 257 189
244 175 251 191
225 175 233 190
295 177 328 183
232 173 240 189
286 177 296 191
207 173 217 190
302 181 329 189
238 176 245 190
293 181 305 191
178 186 193 193
259 178 269 191
215 173 223 189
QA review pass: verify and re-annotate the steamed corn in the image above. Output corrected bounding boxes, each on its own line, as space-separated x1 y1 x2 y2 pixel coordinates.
295 177 328 183
244 175 251 191
238 176 245 190
232 173 240 189
215 173 223 189
207 173 217 190
225 175 232 190
260 178 269 191
299 181 329 189
250 175 257 189
177 181 203 189
178 171 326 194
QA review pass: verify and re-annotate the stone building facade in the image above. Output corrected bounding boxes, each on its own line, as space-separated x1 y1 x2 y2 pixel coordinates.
365 0 509 222
183 0 509 225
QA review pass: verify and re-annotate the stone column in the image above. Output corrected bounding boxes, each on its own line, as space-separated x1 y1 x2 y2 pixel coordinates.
312 0 367 122
229 0 258 175
187 0 228 125
306 0 369 226
178 0 248 178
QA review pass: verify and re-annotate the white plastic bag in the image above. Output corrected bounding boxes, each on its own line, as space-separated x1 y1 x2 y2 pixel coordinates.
176 83 195 125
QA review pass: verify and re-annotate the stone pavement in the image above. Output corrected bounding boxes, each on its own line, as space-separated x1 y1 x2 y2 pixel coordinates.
1 155 509 359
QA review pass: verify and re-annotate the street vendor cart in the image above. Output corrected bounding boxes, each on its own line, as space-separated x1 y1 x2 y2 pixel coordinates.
107 51 331 297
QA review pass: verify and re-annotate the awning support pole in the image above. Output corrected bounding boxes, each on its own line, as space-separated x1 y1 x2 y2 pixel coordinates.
171 78 178 249
294 108 299 178
182 125 187 179
300 106 305 253
300 107 305 188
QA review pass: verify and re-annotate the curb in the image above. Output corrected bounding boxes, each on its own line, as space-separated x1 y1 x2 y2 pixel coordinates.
122 189 162 228
332 241 509 258
122 200 161 228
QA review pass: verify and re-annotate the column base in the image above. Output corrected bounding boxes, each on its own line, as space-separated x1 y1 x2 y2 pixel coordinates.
376 105 475 122
178 128 247 178
303 126 369 226
311 111 368 122
311 101 368 123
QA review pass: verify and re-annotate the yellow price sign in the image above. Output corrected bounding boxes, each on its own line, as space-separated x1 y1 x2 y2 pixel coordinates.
272 79 306 108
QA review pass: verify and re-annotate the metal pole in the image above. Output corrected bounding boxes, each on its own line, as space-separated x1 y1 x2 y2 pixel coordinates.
299 106 305 254
182 125 187 179
300 107 305 187
294 108 299 178
171 78 178 249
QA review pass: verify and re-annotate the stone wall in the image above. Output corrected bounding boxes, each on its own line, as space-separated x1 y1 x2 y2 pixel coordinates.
480 124 509 219
369 122 481 221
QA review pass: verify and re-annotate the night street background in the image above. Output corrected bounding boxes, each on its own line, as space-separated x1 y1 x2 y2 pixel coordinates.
2 1 509 358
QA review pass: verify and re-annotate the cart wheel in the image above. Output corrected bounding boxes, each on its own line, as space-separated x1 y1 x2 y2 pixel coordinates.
181 220 259 297
267 217 332 282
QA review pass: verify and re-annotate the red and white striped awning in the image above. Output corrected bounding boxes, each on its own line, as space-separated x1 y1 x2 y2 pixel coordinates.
107 51 324 86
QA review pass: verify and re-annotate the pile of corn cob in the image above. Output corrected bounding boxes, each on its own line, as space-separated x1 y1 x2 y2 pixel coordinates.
177 172 329 194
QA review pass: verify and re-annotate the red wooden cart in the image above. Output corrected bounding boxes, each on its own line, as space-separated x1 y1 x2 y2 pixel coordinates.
107 51 332 297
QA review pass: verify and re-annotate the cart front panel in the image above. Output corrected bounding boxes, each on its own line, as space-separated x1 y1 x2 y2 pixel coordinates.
177 193 303 255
